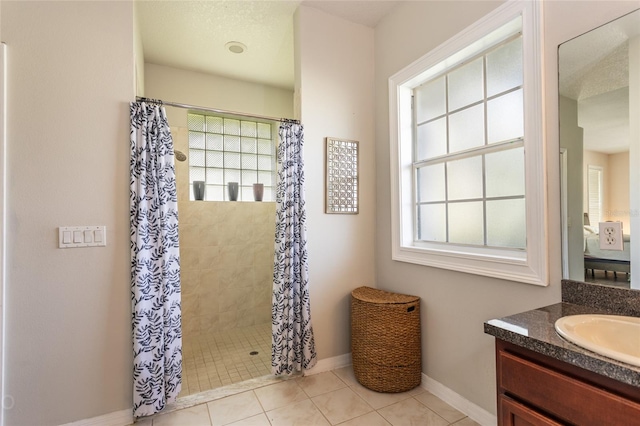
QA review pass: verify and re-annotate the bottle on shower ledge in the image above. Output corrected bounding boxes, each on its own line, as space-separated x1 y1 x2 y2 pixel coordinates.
228 182 239 201
193 181 205 201
253 183 264 202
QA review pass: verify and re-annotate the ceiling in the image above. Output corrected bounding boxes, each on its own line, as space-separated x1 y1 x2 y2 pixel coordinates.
136 1 401 90
559 10 640 154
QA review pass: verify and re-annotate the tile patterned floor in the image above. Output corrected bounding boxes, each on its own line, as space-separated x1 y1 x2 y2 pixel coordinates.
139 367 481 426
180 324 272 397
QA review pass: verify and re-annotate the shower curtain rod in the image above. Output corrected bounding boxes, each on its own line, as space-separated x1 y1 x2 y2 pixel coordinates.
136 97 300 124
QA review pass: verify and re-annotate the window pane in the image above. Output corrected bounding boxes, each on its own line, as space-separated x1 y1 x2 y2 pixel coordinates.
487 89 523 144
224 169 240 184
206 116 223 133
448 201 484 245
189 132 205 150
206 134 223 151
189 149 205 167
418 203 446 242
241 137 257 153
205 168 223 185
206 185 223 201
242 169 257 186
415 76 446 123
588 167 602 224
188 116 275 203
447 156 483 200
486 37 523 97
189 167 205 183
241 121 257 137
258 171 272 186
188 114 204 131
241 186 253 201
241 153 257 169
417 164 445 202
224 152 241 169
206 151 223 168
258 139 272 155
257 123 271 139
224 118 240 136
416 118 447 161
449 104 484 153
224 135 240 152
258 155 272 171
448 57 484 111
263 187 273 202
485 147 525 198
486 198 526 248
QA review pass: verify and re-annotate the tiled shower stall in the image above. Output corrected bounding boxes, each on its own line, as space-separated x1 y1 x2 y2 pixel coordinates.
173 126 275 397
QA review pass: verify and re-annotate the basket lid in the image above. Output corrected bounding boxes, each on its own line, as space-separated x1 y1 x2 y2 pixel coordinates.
351 286 419 304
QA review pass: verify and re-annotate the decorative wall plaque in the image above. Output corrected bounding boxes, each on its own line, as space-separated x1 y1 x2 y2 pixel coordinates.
325 137 359 214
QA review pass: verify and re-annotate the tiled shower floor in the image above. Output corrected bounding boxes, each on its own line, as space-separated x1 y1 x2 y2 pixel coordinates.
179 323 272 398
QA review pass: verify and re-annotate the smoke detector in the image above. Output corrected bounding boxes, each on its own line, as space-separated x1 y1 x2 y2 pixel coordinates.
225 41 247 54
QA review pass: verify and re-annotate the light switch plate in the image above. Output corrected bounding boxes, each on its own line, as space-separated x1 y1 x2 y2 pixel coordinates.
599 222 624 251
59 226 106 248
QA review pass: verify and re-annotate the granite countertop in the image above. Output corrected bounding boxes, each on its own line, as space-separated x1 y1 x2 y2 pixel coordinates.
484 301 640 388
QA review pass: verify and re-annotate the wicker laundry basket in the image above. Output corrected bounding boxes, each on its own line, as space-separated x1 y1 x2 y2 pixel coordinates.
351 286 421 393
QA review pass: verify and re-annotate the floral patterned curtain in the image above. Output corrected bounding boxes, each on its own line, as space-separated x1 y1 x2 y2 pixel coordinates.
129 102 182 418
272 122 317 375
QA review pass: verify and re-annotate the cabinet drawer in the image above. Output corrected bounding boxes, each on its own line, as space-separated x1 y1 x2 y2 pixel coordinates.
498 350 640 425
499 395 563 426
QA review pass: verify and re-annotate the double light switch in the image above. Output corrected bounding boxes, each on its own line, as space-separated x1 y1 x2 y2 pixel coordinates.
59 226 106 248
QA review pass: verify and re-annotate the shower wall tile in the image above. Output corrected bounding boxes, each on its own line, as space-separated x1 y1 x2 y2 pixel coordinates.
177 197 275 338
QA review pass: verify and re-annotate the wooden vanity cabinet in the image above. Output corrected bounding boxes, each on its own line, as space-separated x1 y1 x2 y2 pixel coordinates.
496 340 640 426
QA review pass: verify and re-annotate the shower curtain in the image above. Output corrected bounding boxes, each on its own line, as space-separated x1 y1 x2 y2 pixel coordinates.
130 102 182 418
272 122 317 375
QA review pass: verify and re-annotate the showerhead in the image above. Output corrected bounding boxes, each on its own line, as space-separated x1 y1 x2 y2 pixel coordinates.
175 150 187 162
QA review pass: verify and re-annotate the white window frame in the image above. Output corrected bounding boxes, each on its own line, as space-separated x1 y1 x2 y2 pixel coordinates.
587 165 603 225
388 0 548 286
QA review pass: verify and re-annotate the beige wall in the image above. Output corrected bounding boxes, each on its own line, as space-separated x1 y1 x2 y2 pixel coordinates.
295 6 376 360
608 151 630 231
374 0 640 416
145 63 294 128
133 4 145 96
1 1 134 425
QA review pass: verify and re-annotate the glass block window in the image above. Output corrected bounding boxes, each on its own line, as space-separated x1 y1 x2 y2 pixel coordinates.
187 113 276 201
413 33 526 249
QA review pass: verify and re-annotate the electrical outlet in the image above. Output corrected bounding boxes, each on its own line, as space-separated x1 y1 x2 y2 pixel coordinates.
598 222 624 251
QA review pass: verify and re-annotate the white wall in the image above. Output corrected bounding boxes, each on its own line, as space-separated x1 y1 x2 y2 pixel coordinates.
134 4 145 96
1 1 134 425
295 6 376 360
374 0 640 416
559 95 584 281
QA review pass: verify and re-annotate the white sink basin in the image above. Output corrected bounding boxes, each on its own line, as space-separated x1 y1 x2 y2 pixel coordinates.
554 314 640 367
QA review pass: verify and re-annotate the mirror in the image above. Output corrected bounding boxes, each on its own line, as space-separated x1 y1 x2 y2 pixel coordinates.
559 9 640 289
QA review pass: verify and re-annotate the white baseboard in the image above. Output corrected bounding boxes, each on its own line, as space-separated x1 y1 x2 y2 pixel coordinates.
59 408 133 426
305 353 352 375
422 373 497 426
